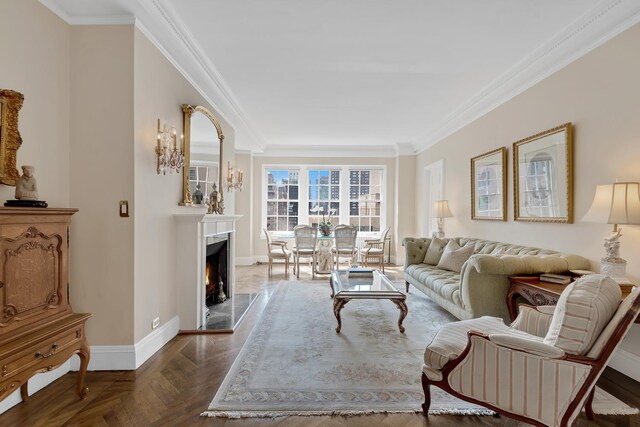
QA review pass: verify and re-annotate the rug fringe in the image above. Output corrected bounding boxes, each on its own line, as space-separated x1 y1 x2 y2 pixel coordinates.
593 408 639 416
200 408 497 418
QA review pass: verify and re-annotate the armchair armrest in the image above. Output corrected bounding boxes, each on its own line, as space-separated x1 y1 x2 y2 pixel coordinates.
363 241 384 250
487 334 565 359
510 304 555 337
271 240 288 246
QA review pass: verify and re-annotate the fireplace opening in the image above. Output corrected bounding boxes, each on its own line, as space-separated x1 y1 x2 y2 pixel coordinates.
205 236 229 307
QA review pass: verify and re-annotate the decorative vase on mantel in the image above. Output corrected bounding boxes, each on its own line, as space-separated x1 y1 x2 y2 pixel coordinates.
319 223 332 237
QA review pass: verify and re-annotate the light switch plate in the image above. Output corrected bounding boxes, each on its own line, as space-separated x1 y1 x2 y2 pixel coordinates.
119 201 129 217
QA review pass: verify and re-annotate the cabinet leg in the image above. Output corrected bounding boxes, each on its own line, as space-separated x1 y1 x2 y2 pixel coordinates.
20 382 28 401
76 344 90 399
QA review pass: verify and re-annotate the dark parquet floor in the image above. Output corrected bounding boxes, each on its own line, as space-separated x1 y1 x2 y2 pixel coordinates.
0 265 638 426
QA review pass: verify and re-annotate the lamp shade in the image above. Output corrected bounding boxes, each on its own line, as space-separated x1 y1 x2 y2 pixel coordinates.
434 200 453 219
582 182 640 225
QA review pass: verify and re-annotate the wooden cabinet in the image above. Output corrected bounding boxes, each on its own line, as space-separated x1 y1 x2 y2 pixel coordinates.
0 208 91 402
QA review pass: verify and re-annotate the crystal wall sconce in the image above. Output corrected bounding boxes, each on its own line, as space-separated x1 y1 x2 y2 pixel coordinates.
227 161 243 191
155 118 184 175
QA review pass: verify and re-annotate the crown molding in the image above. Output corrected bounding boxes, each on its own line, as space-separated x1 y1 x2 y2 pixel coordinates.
39 0 134 25
40 0 266 151
414 0 640 154
252 144 400 159
395 142 416 156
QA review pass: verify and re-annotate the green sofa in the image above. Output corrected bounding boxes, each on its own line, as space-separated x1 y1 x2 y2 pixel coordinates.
403 237 590 321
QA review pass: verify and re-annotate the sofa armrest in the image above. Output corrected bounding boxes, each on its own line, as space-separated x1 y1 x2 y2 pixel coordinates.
403 238 430 268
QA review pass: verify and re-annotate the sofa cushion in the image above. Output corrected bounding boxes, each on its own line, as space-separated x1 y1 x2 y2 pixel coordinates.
405 264 461 304
544 274 621 355
423 237 447 265
424 316 542 370
437 240 474 273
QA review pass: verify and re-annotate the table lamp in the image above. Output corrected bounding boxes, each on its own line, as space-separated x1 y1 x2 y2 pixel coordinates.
582 182 640 278
433 200 453 239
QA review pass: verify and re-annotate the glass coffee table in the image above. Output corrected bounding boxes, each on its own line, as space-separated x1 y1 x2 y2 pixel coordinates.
329 269 408 333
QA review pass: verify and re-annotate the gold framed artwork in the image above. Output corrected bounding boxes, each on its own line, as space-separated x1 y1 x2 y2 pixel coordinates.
513 123 573 223
0 89 24 186
471 147 507 221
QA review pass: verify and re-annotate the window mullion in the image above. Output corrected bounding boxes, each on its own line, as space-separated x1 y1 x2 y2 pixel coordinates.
299 166 309 226
340 166 349 226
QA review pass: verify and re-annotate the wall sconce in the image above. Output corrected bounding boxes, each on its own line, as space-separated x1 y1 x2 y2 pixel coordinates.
227 161 243 191
155 118 184 175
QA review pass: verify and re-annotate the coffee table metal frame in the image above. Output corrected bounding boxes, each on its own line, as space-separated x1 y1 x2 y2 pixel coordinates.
329 269 408 333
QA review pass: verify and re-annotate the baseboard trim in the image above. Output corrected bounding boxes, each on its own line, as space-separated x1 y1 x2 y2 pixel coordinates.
134 315 180 369
608 347 640 383
69 315 180 371
0 362 70 415
236 256 256 266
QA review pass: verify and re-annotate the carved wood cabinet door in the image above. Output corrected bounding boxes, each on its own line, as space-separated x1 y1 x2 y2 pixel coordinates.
0 225 69 332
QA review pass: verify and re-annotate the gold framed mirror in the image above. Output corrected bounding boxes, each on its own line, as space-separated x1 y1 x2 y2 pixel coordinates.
0 89 24 186
513 123 573 223
180 105 225 210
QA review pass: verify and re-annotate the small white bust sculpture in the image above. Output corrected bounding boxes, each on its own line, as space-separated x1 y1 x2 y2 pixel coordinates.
15 165 38 200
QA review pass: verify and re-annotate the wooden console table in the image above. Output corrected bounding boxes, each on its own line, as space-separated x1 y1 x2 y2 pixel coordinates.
507 276 636 323
0 208 91 403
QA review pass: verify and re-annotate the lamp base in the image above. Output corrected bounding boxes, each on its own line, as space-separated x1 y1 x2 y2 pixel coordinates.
600 259 627 278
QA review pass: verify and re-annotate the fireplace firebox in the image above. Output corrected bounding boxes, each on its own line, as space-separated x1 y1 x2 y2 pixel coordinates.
205 235 229 307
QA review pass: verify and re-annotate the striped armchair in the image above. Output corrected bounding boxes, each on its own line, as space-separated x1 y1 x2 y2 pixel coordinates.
421 275 640 427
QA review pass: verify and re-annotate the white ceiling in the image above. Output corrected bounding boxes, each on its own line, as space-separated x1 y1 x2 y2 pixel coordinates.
41 0 640 155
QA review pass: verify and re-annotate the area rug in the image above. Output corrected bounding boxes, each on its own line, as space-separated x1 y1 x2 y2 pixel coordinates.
202 281 638 418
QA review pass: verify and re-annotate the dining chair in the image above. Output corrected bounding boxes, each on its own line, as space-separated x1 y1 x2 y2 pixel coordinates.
292 225 318 279
360 227 390 272
331 225 358 271
263 228 291 277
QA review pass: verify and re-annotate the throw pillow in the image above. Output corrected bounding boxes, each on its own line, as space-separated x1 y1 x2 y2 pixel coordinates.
423 237 447 265
544 274 621 355
436 240 475 273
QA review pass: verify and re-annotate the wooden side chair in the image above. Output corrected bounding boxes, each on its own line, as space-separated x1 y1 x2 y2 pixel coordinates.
331 225 357 271
421 274 640 427
263 228 291 277
360 227 389 272
292 225 318 279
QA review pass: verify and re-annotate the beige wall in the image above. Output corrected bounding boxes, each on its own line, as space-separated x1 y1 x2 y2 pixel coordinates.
69 25 136 345
235 152 253 261
132 28 235 342
238 156 397 261
0 0 70 206
414 23 640 355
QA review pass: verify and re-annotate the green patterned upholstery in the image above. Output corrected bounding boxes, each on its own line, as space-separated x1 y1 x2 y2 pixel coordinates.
403 237 590 321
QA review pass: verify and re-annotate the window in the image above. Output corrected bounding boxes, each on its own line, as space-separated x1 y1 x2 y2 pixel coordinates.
308 169 340 226
349 169 382 232
266 169 299 231
264 165 385 235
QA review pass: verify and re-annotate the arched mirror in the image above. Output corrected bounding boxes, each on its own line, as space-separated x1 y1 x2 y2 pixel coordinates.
181 104 224 210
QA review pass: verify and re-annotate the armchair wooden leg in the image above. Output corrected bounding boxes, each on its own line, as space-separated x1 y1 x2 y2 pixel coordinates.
421 372 431 416
268 258 272 277
585 387 595 420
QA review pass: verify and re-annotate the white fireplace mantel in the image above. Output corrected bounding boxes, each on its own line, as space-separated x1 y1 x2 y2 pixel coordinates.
174 213 242 330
